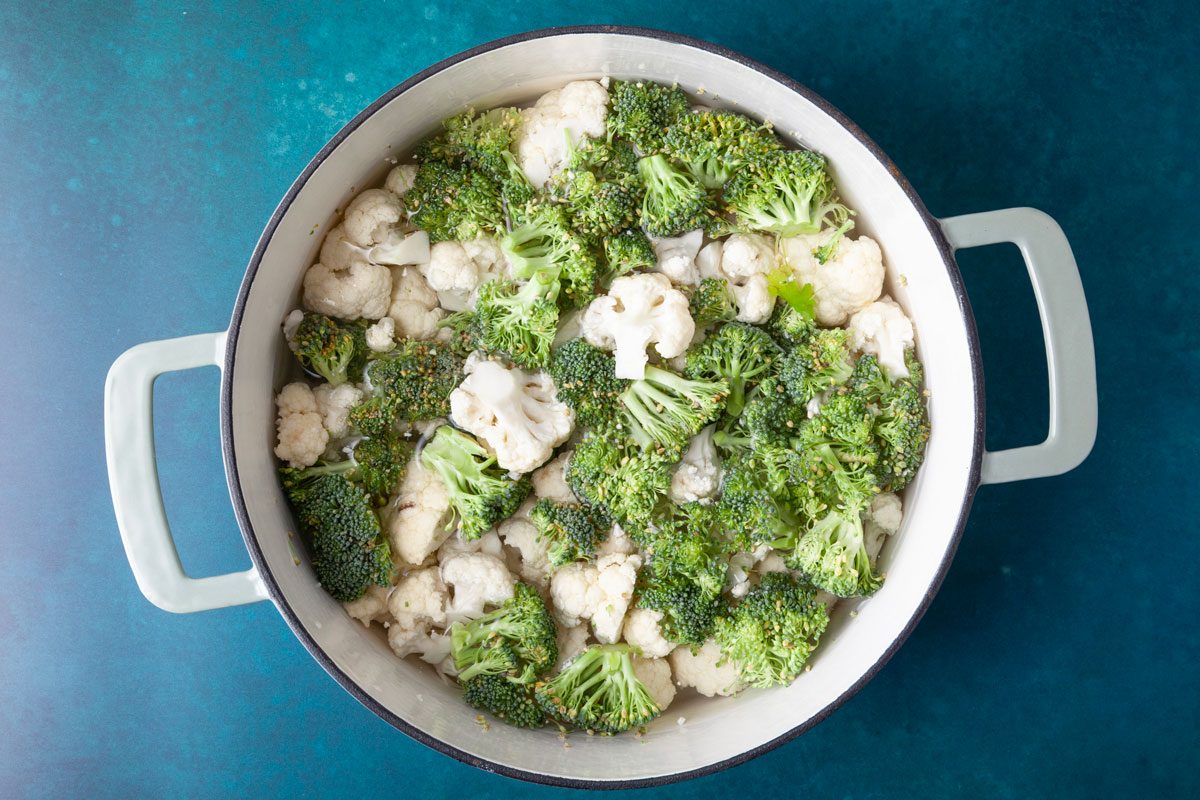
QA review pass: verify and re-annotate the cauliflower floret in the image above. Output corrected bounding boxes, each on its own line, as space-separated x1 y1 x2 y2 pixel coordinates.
623 608 675 659
782 232 885 326
651 229 704 286
387 265 444 339
718 233 777 324
449 357 575 474
669 639 744 697
437 529 505 562
581 273 695 379
548 552 641 642
597 523 638 557
386 459 452 566
342 188 404 247
343 584 392 627
370 229 431 268
440 551 516 621
498 506 552 586
364 316 395 352
848 296 916 379
384 164 418 197
865 492 903 565
303 260 392 320
282 308 305 352
312 382 364 439
555 623 591 672
273 382 328 467
696 240 724 279
319 224 366 271
422 237 506 295
387 567 449 629
669 426 721 503
633 656 676 711
513 80 609 186
532 451 576 503
388 625 455 674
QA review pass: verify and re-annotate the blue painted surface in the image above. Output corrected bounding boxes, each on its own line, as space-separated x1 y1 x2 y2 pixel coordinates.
1 1 1196 797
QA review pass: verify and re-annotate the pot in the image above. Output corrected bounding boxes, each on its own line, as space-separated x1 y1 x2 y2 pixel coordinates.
104 26 1097 788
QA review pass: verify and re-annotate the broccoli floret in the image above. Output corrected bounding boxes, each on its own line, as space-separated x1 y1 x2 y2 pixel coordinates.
472 273 561 368
279 470 392 602
441 107 535 214
438 309 482 358
556 137 642 238
406 159 505 243
765 300 816 346
420 426 532 539
349 430 412 503
724 149 851 236
714 449 801 550
607 80 691 154
292 313 371 386
685 322 781 417
603 228 657 278
529 499 612 567
451 581 558 682
776 328 855 403
872 376 930 491
501 203 600 307
637 154 713 237
688 278 737 327
713 572 829 687
534 644 661 734
548 338 627 427
565 429 673 529
618 365 728 452
350 340 464 436
461 675 546 729
662 110 782 189
740 377 808 446
789 505 880 597
637 503 727 645
637 576 723 647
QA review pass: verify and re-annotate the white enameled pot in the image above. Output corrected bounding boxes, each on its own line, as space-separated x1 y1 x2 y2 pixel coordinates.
104 27 1097 788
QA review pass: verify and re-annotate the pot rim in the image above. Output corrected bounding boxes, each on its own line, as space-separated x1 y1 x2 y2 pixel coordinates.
220 24 986 789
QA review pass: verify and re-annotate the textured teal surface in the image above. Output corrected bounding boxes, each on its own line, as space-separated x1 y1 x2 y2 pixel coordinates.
1 1 1197 797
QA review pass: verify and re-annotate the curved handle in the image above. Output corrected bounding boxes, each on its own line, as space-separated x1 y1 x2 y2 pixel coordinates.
940 208 1097 484
104 332 269 612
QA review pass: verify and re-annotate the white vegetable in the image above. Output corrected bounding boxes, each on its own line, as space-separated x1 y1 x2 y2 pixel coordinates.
581 273 695 379
385 459 451 566
387 567 449 629
548 552 642 643
282 308 305 352
782 231 884 326
449 357 575 474
669 426 721 503
364 317 395 352
555 623 591 672
632 656 676 711
437 529 505 562
387 265 444 340
273 382 328 467
651 229 704 286
622 608 675 659
596 523 638 557
513 80 609 186
497 503 552 587
718 233 777 324
319 224 365 271
440 550 516 622
303 260 392 320
370 229 431 268
343 584 392 627
847 296 915 379
532 451 576 503
311 382 364 440
669 639 744 697
696 240 724 279
388 625 454 675
342 188 404 247
422 237 506 295
865 492 903 566
384 164 418 197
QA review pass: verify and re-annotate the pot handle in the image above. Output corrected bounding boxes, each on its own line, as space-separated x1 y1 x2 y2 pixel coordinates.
939 208 1097 485
105 332 269 613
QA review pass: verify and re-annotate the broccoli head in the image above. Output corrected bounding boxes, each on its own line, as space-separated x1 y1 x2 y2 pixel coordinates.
713 572 829 687
618 364 728 452
872 375 930 491
788 505 881 598
534 644 661 734
420 426 532 539
724 149 851 236
637 154 713 237
472 273 561 369
688 277 737 328
530 499 611 568
291 312 371 386
461 675 546 729
350 340 464 436
685 322 781 417
557 137 642 238
637 575 723 647
451 582 558 682
501 203 599 308
662 109 782 189
349 430 412 503
776 327 855 403
279 470 392 602
715 449 802 550
565 428 674 529
607 80 691 154
603 228 657 278
547 338 627 427
636 503 728 645
406 159 505 243
765 300 816 346
739 377 808 446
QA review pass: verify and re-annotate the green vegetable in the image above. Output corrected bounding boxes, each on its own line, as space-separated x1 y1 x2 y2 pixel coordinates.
419 426 532 539
724 149 851 236
534 644 660 734
636 503 727 645
406 159 506 243
603 227 657 278
776 327 856 403
714 572 829 687
529 499 611 567
662 109 781 189
618 364 728 452
349 340 463 436
684 322 781 417
688 278 737 327
607 80 691 154
637 154 713 237
471 273 561 369
548 338 627 427
789 504 881 598
291 313 370 386
557 137 642 238
501 203 600 308
450 582 558 682
565 428 674 529
461 675 546 728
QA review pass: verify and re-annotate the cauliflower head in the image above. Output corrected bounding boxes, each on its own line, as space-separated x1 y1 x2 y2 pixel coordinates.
632 656 676 711
387 567 449 629
532 451 576 504
555 623 591 672
623 608 676 659
449 356 575 474
342 188 404 247
652 229 705 287
440 550 516 621
386 459 452 566
364 317 396 353
312 382 364 440
497 502 552 586
718 233 777 324
669 426 721 504
387 265 445 339
343 584 392 627
303 260 392 321
319 224 366 271
669 638 744 697
782 231 884 326
865 491 903 566
581 272 695 379
273 382 328 467
422 237 507 295
514 80 609 186
549 552 642 643
370 229 431 268
384 164 418 197
848 296 915 379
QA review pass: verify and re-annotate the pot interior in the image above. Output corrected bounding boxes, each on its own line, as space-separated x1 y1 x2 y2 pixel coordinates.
224 30 981 785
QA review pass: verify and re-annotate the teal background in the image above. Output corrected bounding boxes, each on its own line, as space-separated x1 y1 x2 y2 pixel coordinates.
1 1 1196 797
